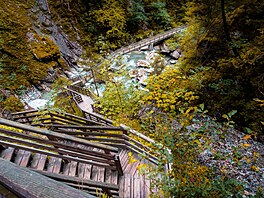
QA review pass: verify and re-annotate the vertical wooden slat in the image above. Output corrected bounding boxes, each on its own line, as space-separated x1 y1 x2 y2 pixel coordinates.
0 147 15 161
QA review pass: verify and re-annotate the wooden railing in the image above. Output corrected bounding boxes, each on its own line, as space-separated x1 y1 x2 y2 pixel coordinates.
11 109 104 126
67 84 97 100
112 26 185 56
11 110 160 165
0 118 122 173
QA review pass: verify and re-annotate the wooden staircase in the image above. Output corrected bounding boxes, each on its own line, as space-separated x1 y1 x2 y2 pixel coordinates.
0 109 168 197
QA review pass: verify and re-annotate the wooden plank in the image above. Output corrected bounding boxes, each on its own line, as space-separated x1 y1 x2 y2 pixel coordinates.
91 165 99 181
14 150 25 165
63 161 77 176
140 174 145 198
31 153 41 169
0 118 118 153
53 158 62 174
104 168 112 184
111 170 118 185
0 158 95 198
50 124 124 131
133 172 141 198
0 147 15 161
38 154 48 170
31 153 47 170
34 169 120 191
78 163 92 179
118 175 125 198
20 150 32 167
123 174 131 198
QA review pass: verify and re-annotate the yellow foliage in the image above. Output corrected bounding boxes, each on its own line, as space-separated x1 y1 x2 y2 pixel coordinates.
242 134 251 140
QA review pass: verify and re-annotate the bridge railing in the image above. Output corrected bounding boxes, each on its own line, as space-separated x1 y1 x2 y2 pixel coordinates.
113 26 185 55
0 118 121 171
10 109 160 165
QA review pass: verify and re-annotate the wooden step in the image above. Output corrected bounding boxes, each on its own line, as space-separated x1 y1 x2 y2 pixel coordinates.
63 161 78 177
0 147 15 161
31 153 47 170
47 157 62 174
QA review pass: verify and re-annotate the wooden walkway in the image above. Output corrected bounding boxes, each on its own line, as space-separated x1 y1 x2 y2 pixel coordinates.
0 108 168 197
112 26 185 56
0 158 95 198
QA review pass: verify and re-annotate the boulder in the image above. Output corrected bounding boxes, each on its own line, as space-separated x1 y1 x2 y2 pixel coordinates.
170 50 181 60
137 60 150 68
160 42 170 53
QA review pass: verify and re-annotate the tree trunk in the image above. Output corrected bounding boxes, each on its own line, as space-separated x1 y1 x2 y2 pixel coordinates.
220 0 239 57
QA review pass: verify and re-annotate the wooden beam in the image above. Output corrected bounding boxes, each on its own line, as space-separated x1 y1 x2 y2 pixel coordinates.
0 158 95 198
33 169 120 191
0 118 118 153
51 124 125 131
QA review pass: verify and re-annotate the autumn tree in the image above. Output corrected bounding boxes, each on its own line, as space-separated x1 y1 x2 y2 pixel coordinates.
91 0 129 50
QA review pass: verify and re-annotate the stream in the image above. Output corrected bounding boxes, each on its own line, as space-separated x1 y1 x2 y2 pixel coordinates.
20 49 177 109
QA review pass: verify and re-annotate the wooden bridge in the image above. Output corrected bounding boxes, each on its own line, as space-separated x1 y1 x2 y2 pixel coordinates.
0 107 168 197
112 26 185 56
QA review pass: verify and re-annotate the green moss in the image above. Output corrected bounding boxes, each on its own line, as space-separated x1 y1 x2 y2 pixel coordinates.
31 34 60 60
1 95 24 112
0 0 65 91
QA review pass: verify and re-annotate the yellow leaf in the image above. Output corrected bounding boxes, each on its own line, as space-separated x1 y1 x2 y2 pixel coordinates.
242 134 251 140
243 143 251 147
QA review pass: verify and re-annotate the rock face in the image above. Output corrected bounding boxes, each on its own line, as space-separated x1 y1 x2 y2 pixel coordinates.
32 0 82 69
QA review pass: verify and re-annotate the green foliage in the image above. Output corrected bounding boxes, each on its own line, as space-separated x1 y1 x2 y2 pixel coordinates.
94 80 143 122
91 0 129 50
140 108 243 197
178 0 264 135
148 1 172 29
0 0 65 92
127 0 148 33
1 95 24 112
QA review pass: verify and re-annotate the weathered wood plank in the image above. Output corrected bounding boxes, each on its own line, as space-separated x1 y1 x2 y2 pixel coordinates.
124 174 131 198
31 153 47 170
78 163 92 179
53 158 62 174
47 156 56 173
104 168 112 184
14 149 25 165
33 169 120 191
20 150 32 167
118 175 125 198
0 158 95 198
133 172 141 198
0 118 118 153
0 147 15 161
38 154 47 170
63 161 77 176
111 170 118 185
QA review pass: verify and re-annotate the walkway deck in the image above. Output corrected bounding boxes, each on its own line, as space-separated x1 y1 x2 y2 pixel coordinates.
112 26 185 56
0 158 95 198
0 109 167 197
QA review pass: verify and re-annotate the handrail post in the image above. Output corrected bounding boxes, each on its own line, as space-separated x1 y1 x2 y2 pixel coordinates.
114 155 123 176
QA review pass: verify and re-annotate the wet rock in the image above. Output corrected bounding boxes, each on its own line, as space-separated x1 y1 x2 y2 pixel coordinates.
137 60 150 68
170 50 181 59
170 59 177 64
160 42 170 53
